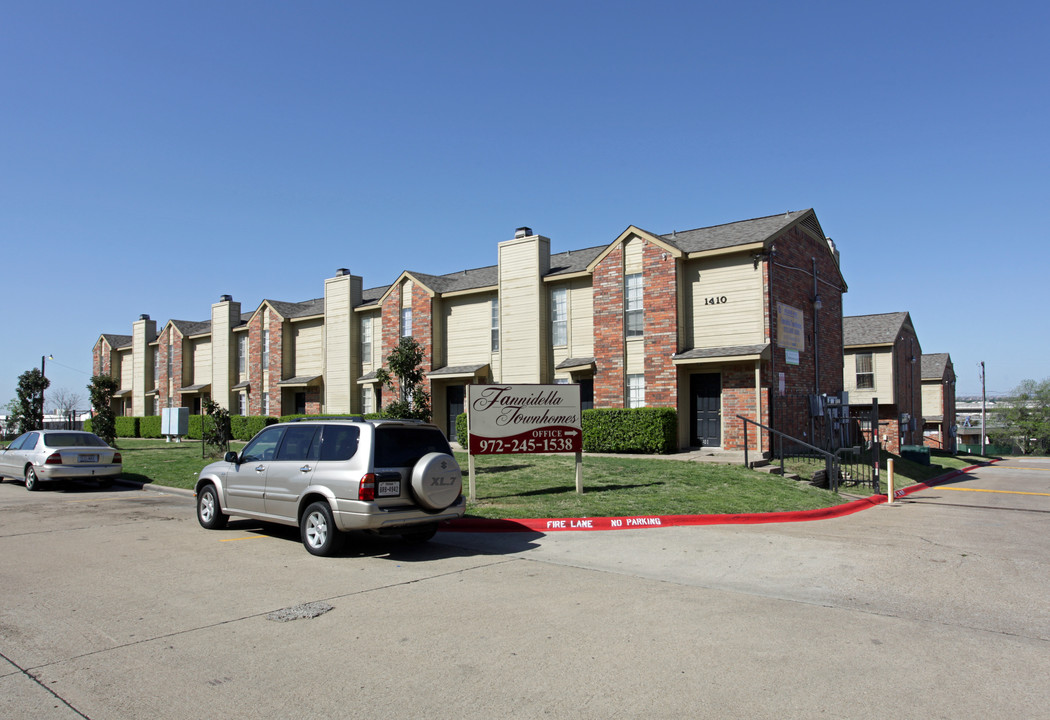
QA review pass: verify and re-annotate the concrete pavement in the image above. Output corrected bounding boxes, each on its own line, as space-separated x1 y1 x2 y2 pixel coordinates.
0 459 1047 719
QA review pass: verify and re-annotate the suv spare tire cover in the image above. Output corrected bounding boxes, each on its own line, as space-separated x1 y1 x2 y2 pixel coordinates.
411 453 462 510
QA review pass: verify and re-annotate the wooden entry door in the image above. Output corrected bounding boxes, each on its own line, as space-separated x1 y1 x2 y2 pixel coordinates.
691 373 721 447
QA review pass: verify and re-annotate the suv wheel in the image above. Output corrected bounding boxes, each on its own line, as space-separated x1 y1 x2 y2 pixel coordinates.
197 484 229 530
301 501 343 557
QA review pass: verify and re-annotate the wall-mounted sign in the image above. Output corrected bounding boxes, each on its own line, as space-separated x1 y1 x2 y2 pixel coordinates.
467 384 582 455
785 348 800 366
776 302 805 352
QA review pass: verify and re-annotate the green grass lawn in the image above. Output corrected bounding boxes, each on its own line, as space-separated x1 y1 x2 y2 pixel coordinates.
113 437 996 520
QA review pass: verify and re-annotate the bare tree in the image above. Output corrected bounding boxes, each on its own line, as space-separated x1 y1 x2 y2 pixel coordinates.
48 387 85 415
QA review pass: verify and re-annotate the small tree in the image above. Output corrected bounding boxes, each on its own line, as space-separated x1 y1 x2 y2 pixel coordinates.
992 378 1050 455
201 398 231 456
14 368 49 434
374 337 431 421
88 374 119 446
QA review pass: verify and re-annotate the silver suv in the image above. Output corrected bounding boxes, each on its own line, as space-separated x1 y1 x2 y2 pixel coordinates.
194 418 464 556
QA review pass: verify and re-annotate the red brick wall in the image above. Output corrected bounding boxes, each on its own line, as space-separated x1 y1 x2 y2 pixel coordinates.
247 313 264 416
722 367 760 450
765 226 845 440
376 282 434 411
412 282 434 386
154 326 184 410
93 340 110 376
381 290 401 407
593 246 624 407
643 242 677 406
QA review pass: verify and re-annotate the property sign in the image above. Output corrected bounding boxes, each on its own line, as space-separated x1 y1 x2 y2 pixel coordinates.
467 384 582 455
776 302 805 351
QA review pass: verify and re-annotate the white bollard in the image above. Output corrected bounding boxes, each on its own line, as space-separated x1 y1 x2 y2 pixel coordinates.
887 458 895 504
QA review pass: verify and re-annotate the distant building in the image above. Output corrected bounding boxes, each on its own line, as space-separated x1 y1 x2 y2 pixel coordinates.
921 353 957 452
843 312 923 453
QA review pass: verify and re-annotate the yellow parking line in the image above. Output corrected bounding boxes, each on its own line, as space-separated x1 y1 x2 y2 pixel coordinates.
940 487 1050 497
219 535 268 542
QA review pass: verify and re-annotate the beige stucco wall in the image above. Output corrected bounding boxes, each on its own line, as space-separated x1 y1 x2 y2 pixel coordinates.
844 348 893 404
683 254 763 349
498 235 550 383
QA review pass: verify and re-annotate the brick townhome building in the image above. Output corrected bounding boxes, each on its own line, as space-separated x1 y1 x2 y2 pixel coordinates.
842 312 924 453
93 209 848 453
921 353 957 452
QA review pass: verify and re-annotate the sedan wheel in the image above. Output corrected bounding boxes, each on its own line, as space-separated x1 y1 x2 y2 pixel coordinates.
25 467 40 492
301 501 343 557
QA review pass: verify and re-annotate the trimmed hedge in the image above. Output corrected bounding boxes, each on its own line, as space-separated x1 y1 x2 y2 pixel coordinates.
114 417 140 438
581 407 677 454
230 415 277 441
140 416 162 439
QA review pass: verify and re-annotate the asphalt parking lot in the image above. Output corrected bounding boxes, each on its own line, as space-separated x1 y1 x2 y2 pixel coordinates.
1 459 1047 719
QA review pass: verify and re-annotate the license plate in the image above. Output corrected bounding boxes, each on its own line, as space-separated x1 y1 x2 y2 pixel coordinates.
377 480 400 497
78 454 99 463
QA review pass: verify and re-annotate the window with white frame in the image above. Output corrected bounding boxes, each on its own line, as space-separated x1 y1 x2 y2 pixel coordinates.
491 298 499 352
361 319 372 362
238 393 246 416
401 307 413 338
262 330 270 369
856 353 875 389
262 392 270 416
362 385 374 414
627 374 645 408
153 350 159 389
625 273 643 337
238 335 247 375
551 287 567 347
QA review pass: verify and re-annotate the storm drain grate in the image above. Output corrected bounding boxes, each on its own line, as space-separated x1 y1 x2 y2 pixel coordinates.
266 602 334 622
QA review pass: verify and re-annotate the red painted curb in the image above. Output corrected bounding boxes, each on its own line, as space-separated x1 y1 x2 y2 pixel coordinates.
444 460 999 534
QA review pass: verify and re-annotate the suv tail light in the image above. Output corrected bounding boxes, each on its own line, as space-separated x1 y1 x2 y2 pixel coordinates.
358 473 375 501
113 452 122 464
45 452 63 465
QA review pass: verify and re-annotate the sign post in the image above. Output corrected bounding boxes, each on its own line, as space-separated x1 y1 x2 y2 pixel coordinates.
466 384 584 499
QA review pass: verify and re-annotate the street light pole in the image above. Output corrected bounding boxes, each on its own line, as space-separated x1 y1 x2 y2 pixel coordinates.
40 355 47 430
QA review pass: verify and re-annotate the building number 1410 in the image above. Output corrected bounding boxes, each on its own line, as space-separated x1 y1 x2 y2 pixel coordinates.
705 296 728 305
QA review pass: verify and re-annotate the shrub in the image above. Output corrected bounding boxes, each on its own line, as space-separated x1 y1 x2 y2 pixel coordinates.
114 416 140 438
230 415 277 441
582 407 677 454
456 412 468 447
140 416 162 438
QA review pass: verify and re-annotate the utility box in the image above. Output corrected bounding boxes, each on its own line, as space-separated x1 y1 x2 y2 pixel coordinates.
900 444 931 466
162 407 189 442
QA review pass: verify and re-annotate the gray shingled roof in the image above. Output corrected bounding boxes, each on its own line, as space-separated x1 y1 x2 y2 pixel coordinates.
101 333 132 349
548 246 605 276
843 312 910 347
556 357 596 369
266 297 325 319
659 210 811 254
922 353 950 380
170 319 211 337
673 344 771 360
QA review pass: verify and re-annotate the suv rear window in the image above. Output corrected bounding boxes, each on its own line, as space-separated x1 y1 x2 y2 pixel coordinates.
319 425 360 461
373 426 452 467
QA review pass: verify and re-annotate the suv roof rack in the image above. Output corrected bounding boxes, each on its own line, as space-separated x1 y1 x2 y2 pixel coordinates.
290 415 365 423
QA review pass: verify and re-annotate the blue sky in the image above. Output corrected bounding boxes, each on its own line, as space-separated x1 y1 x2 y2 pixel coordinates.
2 0 1046 403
